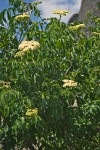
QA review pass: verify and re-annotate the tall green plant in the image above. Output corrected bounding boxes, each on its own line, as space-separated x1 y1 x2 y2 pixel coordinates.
0 1 100 149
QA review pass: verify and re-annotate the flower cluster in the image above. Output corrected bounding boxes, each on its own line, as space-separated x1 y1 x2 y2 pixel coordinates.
53 9 70 15
26 108 38 117
15 40 40 58
69 24 85 30
15 13 30 21
91 32 100 36
0 80 11 89
18 41 40 52
62 79 78 87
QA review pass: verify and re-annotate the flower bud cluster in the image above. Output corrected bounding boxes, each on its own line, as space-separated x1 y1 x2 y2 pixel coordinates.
0 80 11 89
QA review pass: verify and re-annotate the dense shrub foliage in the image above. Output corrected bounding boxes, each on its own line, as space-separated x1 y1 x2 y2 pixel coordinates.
0 0 100 149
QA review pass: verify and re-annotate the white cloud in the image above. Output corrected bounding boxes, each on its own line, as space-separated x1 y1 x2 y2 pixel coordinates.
38 0 82 23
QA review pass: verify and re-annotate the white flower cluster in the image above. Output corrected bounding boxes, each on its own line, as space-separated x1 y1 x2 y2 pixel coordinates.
69 24 85 30
15 40 40 58
18 41 40 52
53 9 70 15
62 79 78 87
91 32 100 36
26 108 38 117
15 13 30 21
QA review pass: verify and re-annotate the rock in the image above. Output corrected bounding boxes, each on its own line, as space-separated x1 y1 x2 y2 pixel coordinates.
68 14 79 23
68 0 100 23
78 0 100 21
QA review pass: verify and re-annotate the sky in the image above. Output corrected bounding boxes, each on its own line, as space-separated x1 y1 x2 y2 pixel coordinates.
0 0 82 23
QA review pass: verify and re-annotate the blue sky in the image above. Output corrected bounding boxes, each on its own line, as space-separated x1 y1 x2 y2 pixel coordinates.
0 0 35 11
0 0 9 11
0 0 82 23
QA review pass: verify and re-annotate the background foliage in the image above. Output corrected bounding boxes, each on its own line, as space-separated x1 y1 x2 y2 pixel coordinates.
0 0 100 149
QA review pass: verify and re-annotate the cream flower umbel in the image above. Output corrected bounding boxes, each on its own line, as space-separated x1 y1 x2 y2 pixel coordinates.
15 13 30 21
26 108 38 117
15 40 40 58
69 24 85 30
62 79 78 87
18 41 40 51
53 9 70 16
